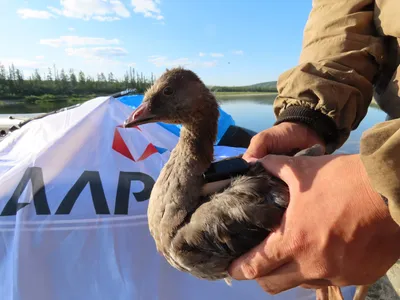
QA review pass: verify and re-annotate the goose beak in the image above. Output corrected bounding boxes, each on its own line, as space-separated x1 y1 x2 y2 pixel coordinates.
124 102 156 127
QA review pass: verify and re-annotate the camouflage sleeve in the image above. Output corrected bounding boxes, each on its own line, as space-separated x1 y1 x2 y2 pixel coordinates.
273 0 387 152
360 119 400 226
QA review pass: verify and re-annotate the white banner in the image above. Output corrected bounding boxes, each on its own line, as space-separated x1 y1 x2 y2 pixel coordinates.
0 96 355 300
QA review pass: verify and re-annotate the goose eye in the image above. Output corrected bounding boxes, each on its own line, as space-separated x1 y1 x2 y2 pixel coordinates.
163 86 174 96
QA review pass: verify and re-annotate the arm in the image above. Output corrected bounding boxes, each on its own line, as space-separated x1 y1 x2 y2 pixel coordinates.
274 0 400 226
361 118 400 226
230 0 400 293
274 0 386 151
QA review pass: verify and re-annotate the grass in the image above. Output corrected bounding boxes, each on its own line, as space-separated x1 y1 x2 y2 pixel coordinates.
0 94 99 104
23 94 97 104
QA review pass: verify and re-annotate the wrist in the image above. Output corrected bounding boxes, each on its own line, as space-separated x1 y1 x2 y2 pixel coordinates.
274 105 339 152
351 154 392 220
274 121 326 150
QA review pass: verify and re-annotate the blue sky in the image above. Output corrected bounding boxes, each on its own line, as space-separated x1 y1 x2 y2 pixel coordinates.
0 0 312 86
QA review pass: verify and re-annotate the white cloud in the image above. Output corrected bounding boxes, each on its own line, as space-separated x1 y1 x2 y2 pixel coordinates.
132 0 164 20
111 0 131 17
148 55 217 69
40 36 120 48
17 8 55 19
39 35 127 65
128 62 137 67
210 53 224 58
47 6 63 15
68 27 75 31
92 16 121 21
48 0 130 21
199 52 206 57
17 0 166 22
65 47 128 59
36 55 45 60
232 50 244 55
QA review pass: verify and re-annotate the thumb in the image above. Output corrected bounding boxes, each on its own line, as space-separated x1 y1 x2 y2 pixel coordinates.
241 153 258 163
258 154 298 184
228 228 291 280
242 144 267 162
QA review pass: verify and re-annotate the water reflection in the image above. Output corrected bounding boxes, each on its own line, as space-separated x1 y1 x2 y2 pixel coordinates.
217 94 276 105
0 100 77 115
217 95 387 155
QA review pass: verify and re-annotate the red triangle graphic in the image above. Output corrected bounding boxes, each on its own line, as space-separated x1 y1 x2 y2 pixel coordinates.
137 143 158 161
112 128 135 161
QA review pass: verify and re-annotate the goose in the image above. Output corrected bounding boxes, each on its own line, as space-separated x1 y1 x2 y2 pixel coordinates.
123 67 368 300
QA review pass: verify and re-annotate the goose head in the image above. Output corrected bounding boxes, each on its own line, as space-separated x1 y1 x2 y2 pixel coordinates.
124 67 218 128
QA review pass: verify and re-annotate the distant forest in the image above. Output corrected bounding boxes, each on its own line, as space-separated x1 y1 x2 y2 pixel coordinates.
0 63 155 102
0 62 278 102
210 81 278 93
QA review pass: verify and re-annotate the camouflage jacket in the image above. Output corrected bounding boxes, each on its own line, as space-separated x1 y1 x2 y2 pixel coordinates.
273 0 400 225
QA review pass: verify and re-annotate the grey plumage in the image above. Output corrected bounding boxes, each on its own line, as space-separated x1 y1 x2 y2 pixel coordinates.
123 67 326 283
124 67 373 300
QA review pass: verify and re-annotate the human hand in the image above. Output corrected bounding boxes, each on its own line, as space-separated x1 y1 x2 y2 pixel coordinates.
242 122 325 162
228 154 400 294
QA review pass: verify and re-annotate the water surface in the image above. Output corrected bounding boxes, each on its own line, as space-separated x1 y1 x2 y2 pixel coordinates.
217 94 387 154
0 94 387 154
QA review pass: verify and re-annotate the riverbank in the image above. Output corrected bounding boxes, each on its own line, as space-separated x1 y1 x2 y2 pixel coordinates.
0 92 382 109
0 94 98 104
214 93 382 109
214 91 277 97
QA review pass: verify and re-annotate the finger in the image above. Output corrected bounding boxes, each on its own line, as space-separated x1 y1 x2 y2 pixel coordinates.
259 154 298 184
314 287 330 300
293 144 326 157
255 261 305 295
243 132 270 160
241 153 258 163
257 265 333 295
228 230 291 280
242 147 266 162
300 279 332 290
300 284 316 290
242 147 258 162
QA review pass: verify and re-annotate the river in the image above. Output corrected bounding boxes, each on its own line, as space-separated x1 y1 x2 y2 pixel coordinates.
0 94 387 154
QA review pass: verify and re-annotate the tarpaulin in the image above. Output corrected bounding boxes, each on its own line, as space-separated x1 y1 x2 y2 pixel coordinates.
0 96 356 300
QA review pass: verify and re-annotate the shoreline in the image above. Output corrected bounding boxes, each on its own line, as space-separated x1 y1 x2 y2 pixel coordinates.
213 92 277 97
0 94 97 104
0 91 278 100
0 93 381 109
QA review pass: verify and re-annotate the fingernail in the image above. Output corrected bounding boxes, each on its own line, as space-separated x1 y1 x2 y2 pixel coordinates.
228 260 256 281
244 157 258 163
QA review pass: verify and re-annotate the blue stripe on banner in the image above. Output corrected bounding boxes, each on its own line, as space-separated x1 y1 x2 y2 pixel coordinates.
118 95 235 143
156 123 181 137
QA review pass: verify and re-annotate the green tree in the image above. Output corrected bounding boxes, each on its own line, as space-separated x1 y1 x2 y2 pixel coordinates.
0 63 156 99
0 63 7 95
69 69 77 90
